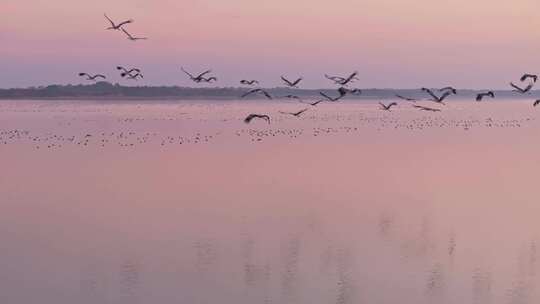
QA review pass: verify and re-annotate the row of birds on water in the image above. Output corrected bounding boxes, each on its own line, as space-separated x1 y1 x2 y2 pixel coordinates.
78 14 540 124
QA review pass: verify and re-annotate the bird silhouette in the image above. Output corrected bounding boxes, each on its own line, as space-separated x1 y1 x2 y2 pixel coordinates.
319 92 343 102
379 102 397 111
439 86 457 94
521 74 538 83
421 88 452 104
279 108 309 117
476 91 495 101
510 82 534 94
240 80 259 86
117 66 141 76
325 72 358 86
121 28 147 41
413 105 441 112
104 14 133 30
302 100 324 106
396 94 417 102
244 114 270 124
241 89 272 99
181 68 213 83
78 73 106 81
281 76 303 88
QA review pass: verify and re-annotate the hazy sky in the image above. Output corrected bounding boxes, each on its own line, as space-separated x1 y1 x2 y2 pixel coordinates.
1 0 539 88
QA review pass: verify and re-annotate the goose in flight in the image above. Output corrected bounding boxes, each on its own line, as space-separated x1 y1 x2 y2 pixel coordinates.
241 88 272 99
279 108 309 117
521 74 538 83
126 72 143 80
325 72 358 86
395 94 417 102
78 73 106 81
510 82 534 94
534 100 540 107
413 105 441 112
117 66 141 75
104 14 133 30
244 114 270 124
281 76 303 88
439 86 457 94
121 28 148 41
181 67 213 83
338 87 362 96
421 88 452 104
319 92 343 102
240 80 259 86
379 102 397 111
476 91 495 101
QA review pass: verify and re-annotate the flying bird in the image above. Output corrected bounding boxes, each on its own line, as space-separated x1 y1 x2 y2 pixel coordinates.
521 74 538 83
78 73 106 81
121 28 148 41
281 76 303 88
117 66 141 75
181 67 213 83
395 94 417 102
126 72 143 80
104 14 133 30
279 108 309 117
413 105 441 112
439 86 457 94
244 114 270 124
241 89 272 99
476 91 495 101
421 88 452 104
510 82 534 94
379 102 397 111
338 87 361 97
325 72 358 86
534 100 540 107
319 92 343 102
240 80 259 86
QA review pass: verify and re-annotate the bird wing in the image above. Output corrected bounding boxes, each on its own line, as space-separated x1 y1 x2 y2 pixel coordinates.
389 102 398 107
319 92 332 101
520 74 528 82
241 89 257 98
180 67 195 78
244 115 255 123
78 73 88 77
104 14 116 27
196 70 212 79
262 90 273 99
96 75 106 79
296 108 309 115
121 28 134 39
281 76 293 86
439 91 452 102
423 88 439 101
292 78 302 86
510 82 523 92
116 19 133 28
524 83 534 92
534 100 540 107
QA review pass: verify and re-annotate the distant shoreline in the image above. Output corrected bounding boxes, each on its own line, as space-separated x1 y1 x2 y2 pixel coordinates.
1 82 538 100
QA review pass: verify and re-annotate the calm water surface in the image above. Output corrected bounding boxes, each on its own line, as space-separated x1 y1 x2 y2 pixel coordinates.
1 99 539 304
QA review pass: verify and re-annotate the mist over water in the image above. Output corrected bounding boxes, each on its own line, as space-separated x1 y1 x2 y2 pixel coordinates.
1 99 539 304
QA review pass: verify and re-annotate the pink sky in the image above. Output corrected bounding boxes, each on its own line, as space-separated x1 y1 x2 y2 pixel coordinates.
1 0 539 88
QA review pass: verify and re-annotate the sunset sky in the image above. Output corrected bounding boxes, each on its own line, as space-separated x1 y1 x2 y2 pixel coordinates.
2 0 539 88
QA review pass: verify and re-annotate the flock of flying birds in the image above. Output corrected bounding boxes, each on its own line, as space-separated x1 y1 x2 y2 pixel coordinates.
76 14 540 125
